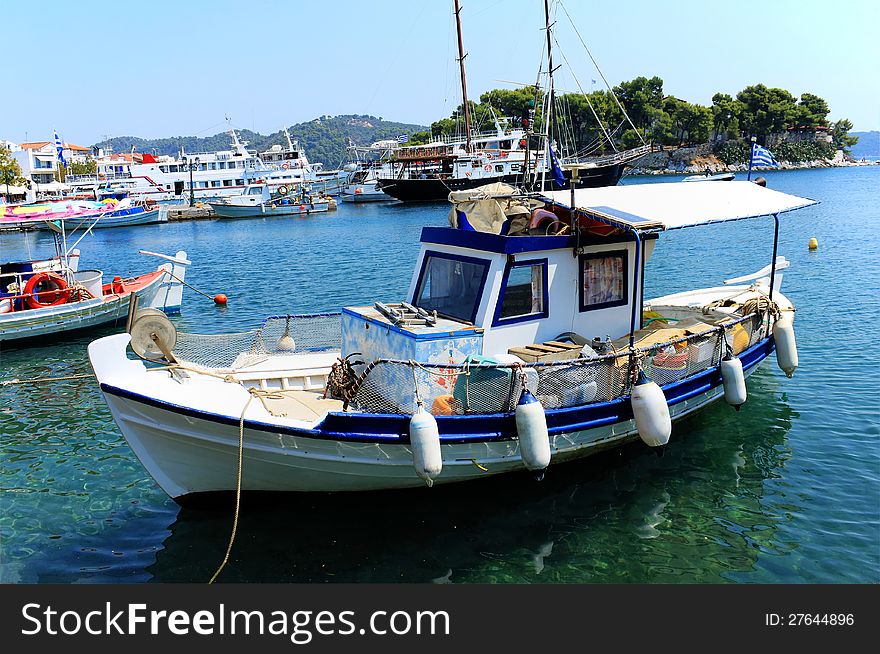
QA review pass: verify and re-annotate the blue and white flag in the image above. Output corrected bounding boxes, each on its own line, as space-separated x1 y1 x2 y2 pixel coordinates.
750 143 778 168
396 134 408 143
54 129 67 167
548 145 566 187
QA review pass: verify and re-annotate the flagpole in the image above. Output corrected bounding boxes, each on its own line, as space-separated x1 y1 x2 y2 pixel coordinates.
747 135 756 181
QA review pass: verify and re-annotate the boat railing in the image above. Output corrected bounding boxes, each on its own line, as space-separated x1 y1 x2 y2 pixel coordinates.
66 173 132 183
345 311 767 416
563 144 654 167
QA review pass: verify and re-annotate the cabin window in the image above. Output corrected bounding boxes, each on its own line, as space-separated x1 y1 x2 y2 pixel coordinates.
510 164 522 172
169 165 179 173
493 259 548 326
578 250 628 311
223 180 233 186
494 164 504 173
500 140 511 150
413 251 490 324
236 179 244 185
159 166 167 173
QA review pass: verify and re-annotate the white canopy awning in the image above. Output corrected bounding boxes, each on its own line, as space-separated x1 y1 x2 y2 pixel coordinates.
538 180 818 232
1 185 28 195
34 181 69 192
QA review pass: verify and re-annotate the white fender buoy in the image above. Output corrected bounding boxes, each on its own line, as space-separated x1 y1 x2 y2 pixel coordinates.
773 312 798 378
515 389 551 473
409 405 442 487
720 355 747 410
631 372 671 447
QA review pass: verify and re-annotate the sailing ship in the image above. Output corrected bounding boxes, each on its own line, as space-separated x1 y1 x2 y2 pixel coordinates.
376 0 650 203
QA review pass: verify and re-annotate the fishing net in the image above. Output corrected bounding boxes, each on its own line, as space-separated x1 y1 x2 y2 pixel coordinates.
346 312 768 416
173 312 341 371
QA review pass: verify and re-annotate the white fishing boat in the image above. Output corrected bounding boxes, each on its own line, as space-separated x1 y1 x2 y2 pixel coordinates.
89 180 814 500
1 247 189 344
340 141 396 203
682 171 736 182
208 184 329 218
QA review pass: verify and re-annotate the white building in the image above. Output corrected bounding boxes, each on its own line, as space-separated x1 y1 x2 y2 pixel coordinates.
10 140 90 199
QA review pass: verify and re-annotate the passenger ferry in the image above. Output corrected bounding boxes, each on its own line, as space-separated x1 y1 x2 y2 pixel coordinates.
66 126 323 203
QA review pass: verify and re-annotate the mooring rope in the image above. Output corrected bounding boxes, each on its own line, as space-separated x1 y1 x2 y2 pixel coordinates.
1 373 95 386
163 270 217 303
208 387 256 584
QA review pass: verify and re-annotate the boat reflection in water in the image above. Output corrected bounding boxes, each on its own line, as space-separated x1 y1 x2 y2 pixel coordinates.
145 372 796 583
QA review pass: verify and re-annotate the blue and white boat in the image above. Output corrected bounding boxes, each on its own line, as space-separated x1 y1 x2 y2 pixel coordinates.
88 180 815 500
208 183 329 218
35 201 169 230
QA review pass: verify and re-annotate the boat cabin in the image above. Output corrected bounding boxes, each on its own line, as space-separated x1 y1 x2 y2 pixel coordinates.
340 197 657 367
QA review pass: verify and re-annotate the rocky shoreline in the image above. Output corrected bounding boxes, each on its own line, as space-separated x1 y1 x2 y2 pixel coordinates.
628 143 878 176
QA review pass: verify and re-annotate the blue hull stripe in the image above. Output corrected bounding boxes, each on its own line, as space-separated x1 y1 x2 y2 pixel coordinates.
101 338 774 445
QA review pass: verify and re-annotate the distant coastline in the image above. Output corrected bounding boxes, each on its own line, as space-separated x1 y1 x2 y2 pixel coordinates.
628 143 878 176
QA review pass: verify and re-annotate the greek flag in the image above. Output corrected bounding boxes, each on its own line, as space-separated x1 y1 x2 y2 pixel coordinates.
750 143 778 168
54 129 67 167
396 134 408 143
548 145 566 187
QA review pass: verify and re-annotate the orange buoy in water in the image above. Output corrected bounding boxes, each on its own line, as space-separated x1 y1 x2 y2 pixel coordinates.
214 293 228 305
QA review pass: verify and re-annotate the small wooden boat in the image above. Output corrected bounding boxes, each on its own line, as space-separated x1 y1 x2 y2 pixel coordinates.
682 172 735 182
1 248 189 344
209 183 329 218
35 204 168 230
89 180 815 500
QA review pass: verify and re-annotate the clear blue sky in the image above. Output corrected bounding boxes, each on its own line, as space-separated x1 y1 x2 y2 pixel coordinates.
4 0 878 146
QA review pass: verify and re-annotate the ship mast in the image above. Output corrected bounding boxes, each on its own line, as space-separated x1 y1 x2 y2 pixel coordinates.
543 0 556 188
454 0 473 153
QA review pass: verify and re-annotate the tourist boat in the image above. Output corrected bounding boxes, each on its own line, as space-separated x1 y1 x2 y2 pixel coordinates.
88 179 815 500
208 183 329 218
65 123 325 204
1 244 190 344
375 0 651 203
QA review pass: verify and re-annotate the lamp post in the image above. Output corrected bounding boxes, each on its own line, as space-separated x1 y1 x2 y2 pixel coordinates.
181 155 200 206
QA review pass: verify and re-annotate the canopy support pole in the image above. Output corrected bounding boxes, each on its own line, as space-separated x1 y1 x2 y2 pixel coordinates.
768 213 779 304
628 230 642 350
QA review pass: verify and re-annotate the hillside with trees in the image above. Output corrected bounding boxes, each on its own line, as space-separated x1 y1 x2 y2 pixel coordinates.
93 115 426 167
409 77 859 166
91 80 860 170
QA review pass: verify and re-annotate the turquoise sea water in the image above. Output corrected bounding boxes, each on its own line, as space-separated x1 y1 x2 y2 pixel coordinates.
1 167 878 583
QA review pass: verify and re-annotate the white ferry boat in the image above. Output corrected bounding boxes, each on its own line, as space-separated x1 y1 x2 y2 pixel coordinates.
66 126 323 203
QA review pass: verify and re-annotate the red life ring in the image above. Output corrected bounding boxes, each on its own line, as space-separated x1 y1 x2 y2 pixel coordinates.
282 163 290 169
24 272 70 309
484 164 492 172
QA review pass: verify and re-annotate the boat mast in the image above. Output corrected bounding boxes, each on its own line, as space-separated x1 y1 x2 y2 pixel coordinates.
454 0 473 153
542 0 556 191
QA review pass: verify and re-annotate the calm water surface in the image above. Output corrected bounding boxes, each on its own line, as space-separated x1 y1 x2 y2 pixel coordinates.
1 167 878 583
